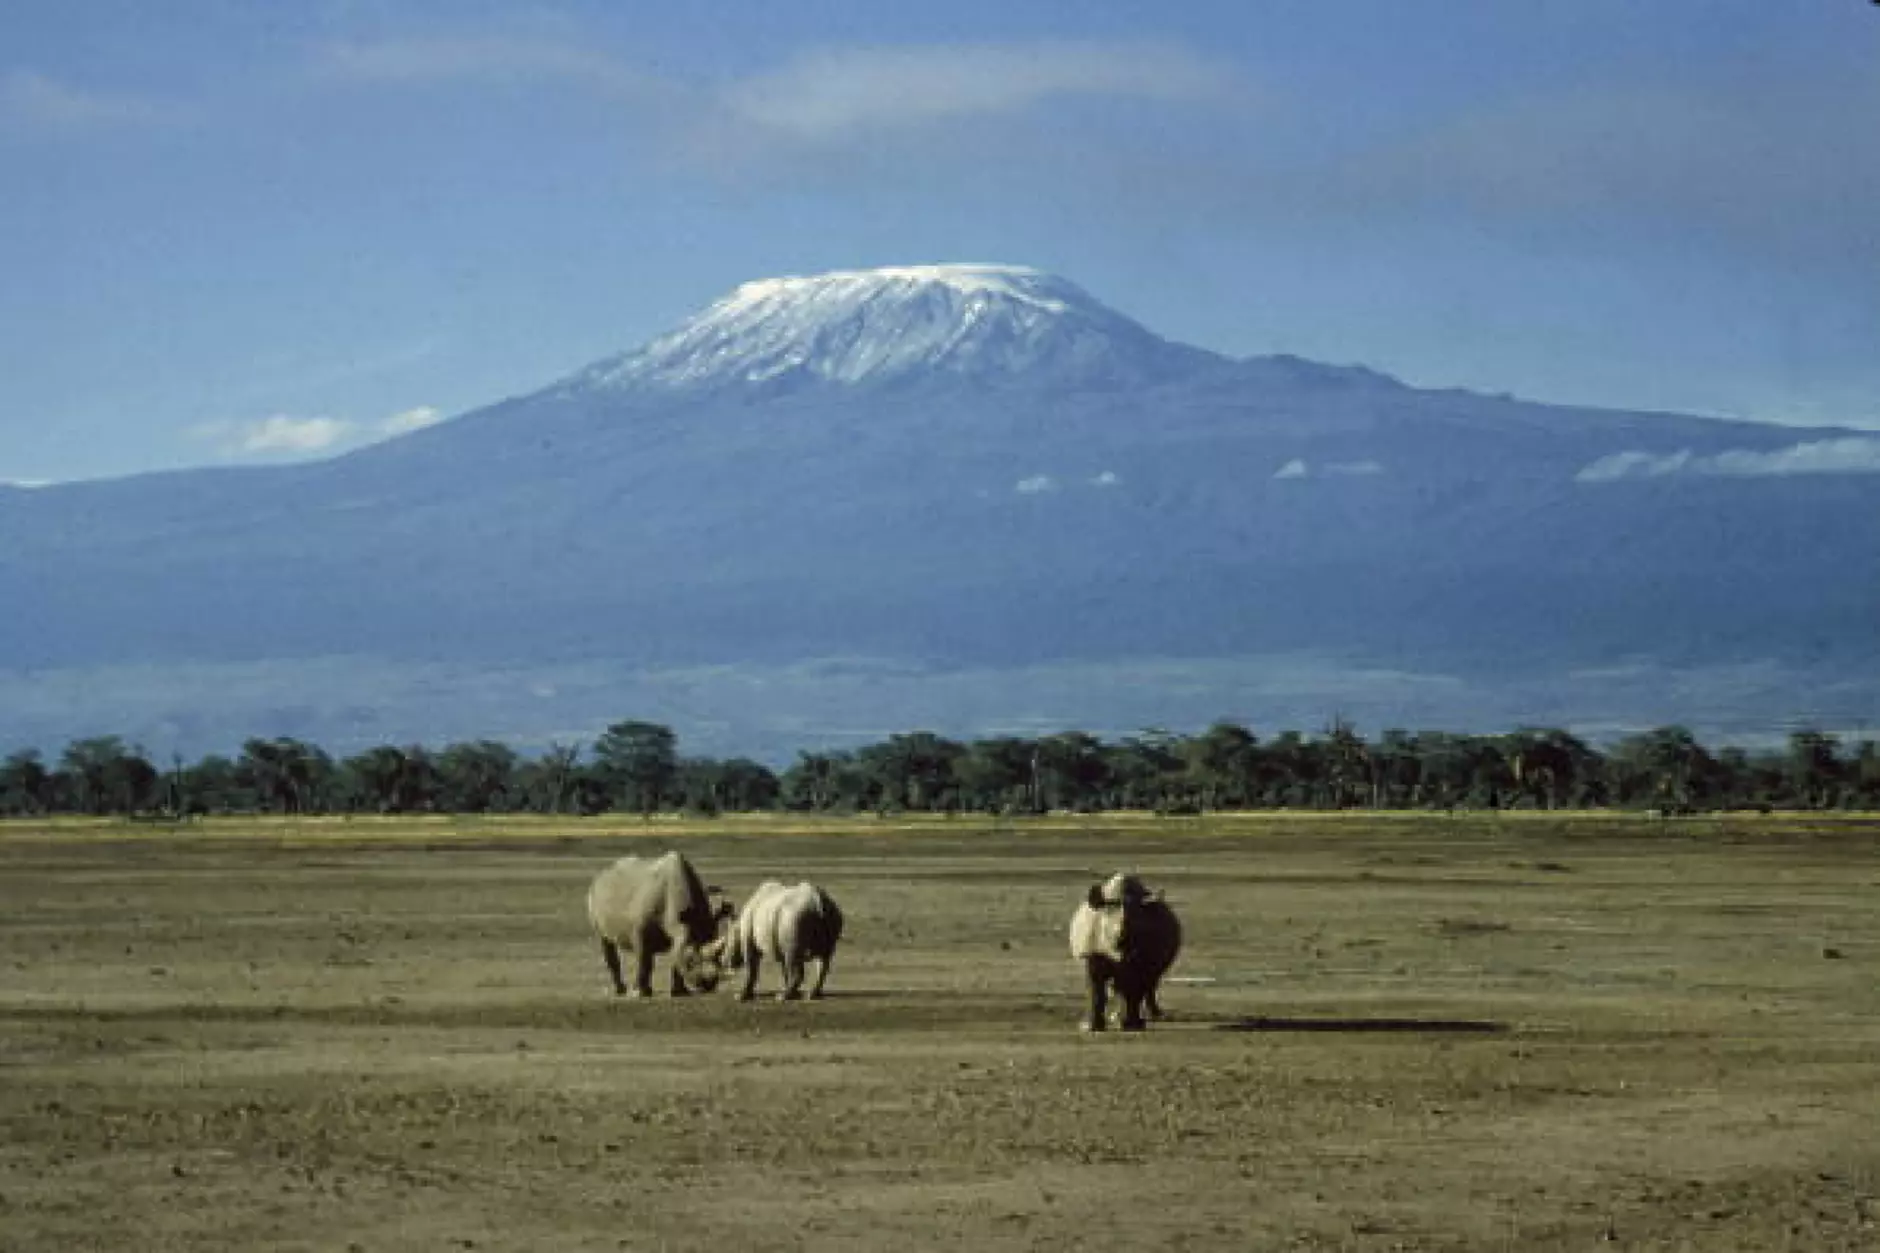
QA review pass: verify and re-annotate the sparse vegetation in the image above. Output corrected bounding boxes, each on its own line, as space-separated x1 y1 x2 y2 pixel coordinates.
4 719 1878 820
1 812 1876 1251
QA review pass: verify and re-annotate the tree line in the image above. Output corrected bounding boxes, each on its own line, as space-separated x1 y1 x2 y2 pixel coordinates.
3 719 1877 820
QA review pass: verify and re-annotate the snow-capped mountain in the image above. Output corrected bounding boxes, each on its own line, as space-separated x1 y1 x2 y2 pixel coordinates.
2 264 1876 758
565 263 1219 394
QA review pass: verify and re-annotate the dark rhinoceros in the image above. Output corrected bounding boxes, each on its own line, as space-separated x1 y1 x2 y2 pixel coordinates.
1068 872 1182 1031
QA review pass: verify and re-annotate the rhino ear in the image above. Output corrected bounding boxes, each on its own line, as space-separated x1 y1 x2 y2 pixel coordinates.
1087 884 1106 909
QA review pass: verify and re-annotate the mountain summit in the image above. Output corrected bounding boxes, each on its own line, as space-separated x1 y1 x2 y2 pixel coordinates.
568 263 1218 394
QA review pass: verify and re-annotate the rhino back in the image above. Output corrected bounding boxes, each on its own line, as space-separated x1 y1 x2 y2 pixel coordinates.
588 856 654 941
741 881 841 959
652 851 717 945
588 852 713 947
776 883 842 957
737 881 790 957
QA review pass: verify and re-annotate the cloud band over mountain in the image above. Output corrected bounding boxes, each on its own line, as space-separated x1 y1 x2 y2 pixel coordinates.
1577 436 1880 482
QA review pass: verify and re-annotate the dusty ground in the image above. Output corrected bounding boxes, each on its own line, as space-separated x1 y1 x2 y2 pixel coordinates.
2 812 1877 1252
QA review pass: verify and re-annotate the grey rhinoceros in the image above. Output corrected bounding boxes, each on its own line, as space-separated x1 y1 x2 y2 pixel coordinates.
727 880 844 1002
587 851 734 998
1068 872 1182 1031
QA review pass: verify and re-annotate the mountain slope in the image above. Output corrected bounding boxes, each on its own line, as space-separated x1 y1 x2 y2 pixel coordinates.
2 263 1876 756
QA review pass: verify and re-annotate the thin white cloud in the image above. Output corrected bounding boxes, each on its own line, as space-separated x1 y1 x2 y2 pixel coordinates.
185 405 450 463
316 36 658 100
189 415 355 458
1577 436 1880 482
0 69 188 132
380 405 443 436
1576 450 1691 482
1090 471 1121 487
313 36 1244 179
1704 438 1880 477
1273 458 1386 481
723 40 1238 140
239 415 352 454
1015 474 1057 494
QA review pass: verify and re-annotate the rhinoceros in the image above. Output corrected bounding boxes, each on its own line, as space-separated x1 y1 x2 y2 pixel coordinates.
587 851 734 998
727 880 844 1002
1067 872 1182 1031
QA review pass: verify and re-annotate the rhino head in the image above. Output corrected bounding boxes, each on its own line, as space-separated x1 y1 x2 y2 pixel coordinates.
679 898 738 993
1084 877 1162 959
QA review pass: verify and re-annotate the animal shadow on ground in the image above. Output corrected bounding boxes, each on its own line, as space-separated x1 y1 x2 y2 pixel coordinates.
1208 1015 1507 1034
736 988 892 1001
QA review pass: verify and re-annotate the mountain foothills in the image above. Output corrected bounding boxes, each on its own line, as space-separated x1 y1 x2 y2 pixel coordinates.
3 264 1877 760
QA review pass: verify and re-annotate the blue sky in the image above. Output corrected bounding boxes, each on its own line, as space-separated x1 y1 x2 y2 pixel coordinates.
4 1 1878 483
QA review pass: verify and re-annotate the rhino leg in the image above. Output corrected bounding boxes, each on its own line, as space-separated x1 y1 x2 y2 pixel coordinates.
1081 956 1110 1032
1116 964 1149 1030
629 946 655 999
737 952 761 1002
600 939 628 996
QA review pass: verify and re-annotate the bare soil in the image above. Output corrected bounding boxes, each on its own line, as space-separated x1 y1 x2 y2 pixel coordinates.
3 813 1878 1251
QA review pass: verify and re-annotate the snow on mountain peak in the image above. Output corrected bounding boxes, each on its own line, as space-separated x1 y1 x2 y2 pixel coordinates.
720 263 1075 317
571 263 1216 394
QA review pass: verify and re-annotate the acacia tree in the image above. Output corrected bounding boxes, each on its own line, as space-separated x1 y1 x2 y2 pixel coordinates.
238 737 333 813
858 732 963 812
1851 741 1880 809
676 756 780 814
437 740 518 813
1507 728 1596 810
1034 731 1109 811
1316 719 1373 809
780 750 869 812
954 737 1036 813
0 749 53 815
1786 730 1843 809
59 737 158 815
513 741 583 814
179 754 244 814
1182 722 1260 810
1370 730 1423 808
340 745 441 813
1606 726 1714 810
592 721 679 815
1106 729 1188 810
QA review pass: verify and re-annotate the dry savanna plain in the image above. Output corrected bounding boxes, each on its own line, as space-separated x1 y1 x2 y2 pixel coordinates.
2 811 1878 1252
